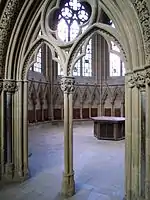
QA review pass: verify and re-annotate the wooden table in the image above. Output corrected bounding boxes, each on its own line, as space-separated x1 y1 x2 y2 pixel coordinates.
91 116 125 140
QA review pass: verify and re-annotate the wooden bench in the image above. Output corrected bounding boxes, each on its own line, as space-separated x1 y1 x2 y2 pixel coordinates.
91 116 125 140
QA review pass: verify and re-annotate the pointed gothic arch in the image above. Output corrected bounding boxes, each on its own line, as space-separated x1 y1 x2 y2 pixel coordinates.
0 1 150 200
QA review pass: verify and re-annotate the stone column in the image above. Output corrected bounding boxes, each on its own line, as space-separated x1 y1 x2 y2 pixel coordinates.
80 104 83 119
0 79 28 182
140 90 146 198
0 80 29 183
12 80 29 181
40 100 44 121
61 76 75 197
145 68 150 200
61 106 64 120
89 103 91 118
2 80 18 180
97 103 101 116
0 79 4 180
111 101 115 116
121 102 125 117
131 86 140 199
101 103 105 115
125 75 133 200
126 71 146 200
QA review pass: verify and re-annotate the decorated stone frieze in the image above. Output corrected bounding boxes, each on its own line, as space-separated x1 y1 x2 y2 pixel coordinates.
61 77 75 94
131 0 150 61
0 0 25 77
3 80 18 93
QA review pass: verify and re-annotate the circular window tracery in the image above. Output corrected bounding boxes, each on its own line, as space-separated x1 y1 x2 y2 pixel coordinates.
57 0 91 42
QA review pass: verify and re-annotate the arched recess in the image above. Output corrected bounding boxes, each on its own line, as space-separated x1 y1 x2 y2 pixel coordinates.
0 0 149 200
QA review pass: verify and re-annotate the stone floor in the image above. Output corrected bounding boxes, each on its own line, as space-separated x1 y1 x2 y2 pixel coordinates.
0 121 125 200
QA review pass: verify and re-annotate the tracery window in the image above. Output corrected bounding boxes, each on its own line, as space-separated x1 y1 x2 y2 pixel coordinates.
57 0 92 77
109 21 125 76
30 30 42 73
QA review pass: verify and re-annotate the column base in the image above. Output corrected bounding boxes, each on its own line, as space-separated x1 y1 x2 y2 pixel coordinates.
123 194 145 200
0 163 29 185
61 171 75 198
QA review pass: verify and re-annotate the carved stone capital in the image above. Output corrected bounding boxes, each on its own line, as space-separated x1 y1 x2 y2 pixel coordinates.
128 74 136 88
134 72 146 89
61 76 75 93
3 80 18 93
145 68 150 85
128 72 146 90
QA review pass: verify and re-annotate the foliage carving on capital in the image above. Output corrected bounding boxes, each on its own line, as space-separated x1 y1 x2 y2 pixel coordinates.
128 72 146 89
128 75 135 88
3 80 18 93
61 77 75 93
134 72 146 89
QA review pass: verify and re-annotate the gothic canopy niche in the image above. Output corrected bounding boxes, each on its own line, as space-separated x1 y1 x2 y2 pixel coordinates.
41 0 98 48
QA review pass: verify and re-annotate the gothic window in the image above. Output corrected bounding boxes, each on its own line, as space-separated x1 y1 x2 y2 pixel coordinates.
82 39 92 76
57 0 92 77
33 48 42 73
57 60 64 76
110 53 121 76
109 21 125 76
109 41 125 77
122 62 125 76
30 30 42 73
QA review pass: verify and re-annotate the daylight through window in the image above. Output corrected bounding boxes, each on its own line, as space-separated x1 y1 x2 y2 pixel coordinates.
57 0 92 77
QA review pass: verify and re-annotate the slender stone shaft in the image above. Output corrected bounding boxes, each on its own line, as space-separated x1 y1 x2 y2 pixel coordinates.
61 76 75 197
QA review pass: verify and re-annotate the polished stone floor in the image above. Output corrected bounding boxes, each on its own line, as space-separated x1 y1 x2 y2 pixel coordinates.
0 121 125 200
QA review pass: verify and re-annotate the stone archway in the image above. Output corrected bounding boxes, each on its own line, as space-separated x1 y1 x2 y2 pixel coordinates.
0 1 150 200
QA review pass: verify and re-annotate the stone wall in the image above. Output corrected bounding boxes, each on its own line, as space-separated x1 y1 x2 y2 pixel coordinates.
27 76 125 123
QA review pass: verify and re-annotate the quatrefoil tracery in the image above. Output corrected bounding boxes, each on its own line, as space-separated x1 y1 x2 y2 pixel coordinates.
42 0 97 47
